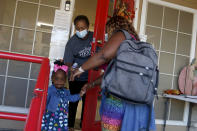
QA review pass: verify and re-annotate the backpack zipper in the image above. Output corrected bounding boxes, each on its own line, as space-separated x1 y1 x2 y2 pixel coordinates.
116 59 153 70
116 65 151 78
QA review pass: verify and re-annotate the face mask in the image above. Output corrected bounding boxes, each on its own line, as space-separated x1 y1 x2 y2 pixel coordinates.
76 29 88 38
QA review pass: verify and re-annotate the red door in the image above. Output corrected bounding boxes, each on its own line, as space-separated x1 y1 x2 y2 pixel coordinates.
81 0 110 130
82 0 135 130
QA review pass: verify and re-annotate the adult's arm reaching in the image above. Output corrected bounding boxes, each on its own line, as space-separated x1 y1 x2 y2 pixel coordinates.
71 31 126 81
82 74 104 90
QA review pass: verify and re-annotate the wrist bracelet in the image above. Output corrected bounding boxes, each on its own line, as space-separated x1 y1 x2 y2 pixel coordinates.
79 66 85 73
92 82 95 87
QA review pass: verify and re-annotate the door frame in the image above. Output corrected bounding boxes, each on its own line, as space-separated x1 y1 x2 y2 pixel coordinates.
140 0 197 126
133 0 140 30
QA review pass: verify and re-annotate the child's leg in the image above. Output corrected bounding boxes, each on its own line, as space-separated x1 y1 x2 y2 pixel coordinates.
69 100 79 128
80 92 86 127
68 81 87 128
68 81 80 128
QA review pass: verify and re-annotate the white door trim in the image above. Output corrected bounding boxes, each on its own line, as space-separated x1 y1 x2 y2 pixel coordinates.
133 0 140 29
190 13 197 60
0 105 29 114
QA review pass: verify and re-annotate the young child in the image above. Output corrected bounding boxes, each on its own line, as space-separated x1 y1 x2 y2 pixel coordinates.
41 60 85 131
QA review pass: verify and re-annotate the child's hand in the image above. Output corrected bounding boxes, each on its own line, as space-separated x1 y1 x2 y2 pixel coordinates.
82 83 91 90
80 87 86 97
80 82 95 96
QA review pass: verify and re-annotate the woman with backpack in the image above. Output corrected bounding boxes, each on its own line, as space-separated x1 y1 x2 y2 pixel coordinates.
71 15 156 131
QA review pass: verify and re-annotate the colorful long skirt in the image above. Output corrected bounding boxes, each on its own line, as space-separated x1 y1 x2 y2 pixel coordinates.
100 94 126 131
100 90 156 131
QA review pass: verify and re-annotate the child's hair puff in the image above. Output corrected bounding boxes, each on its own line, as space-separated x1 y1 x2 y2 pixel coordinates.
54 60 65 66
52 59 68 77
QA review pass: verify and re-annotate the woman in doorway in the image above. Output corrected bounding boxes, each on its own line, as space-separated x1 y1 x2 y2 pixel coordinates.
63 15 93 131
71 15 156 131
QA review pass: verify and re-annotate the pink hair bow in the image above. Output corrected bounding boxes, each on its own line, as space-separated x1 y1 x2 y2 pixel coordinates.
54 64 68 73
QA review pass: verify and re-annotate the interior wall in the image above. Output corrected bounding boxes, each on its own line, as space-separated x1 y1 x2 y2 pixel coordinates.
72 0 97 31
72 0 114 31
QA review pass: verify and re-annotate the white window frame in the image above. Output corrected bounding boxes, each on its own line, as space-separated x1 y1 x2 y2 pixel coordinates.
140 0 197 126
133 0 140 30
0 0 61 114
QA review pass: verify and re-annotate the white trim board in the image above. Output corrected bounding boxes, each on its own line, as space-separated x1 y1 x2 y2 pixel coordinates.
133 0 140 30
0 105 29 114
156 119 187 126
139 0 148 35
156 119 197 128
190 13 197 61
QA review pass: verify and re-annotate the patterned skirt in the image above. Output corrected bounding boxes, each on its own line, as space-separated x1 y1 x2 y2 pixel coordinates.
41 91 69 131
100 90 156 131
100 93 125 131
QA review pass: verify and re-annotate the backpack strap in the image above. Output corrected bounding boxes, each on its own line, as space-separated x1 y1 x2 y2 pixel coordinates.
119 29 137 41
155 67 159 99
120 29 131 39
103 59 114 79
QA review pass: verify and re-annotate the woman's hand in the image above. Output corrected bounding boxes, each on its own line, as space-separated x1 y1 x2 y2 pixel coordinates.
70 68 83 81
68 67 74 80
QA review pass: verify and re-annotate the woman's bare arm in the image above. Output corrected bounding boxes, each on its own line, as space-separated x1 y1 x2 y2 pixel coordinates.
70 31 126 81
82 31 125 71
82 74 104 91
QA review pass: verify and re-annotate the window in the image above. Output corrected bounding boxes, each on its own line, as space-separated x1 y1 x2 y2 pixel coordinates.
140 0 197 125
0 0 60 112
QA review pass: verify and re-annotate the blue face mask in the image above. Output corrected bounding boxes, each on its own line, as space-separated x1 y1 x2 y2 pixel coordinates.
76 29 88 38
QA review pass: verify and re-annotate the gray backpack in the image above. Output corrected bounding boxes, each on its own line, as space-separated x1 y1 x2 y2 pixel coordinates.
101 30 159 105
